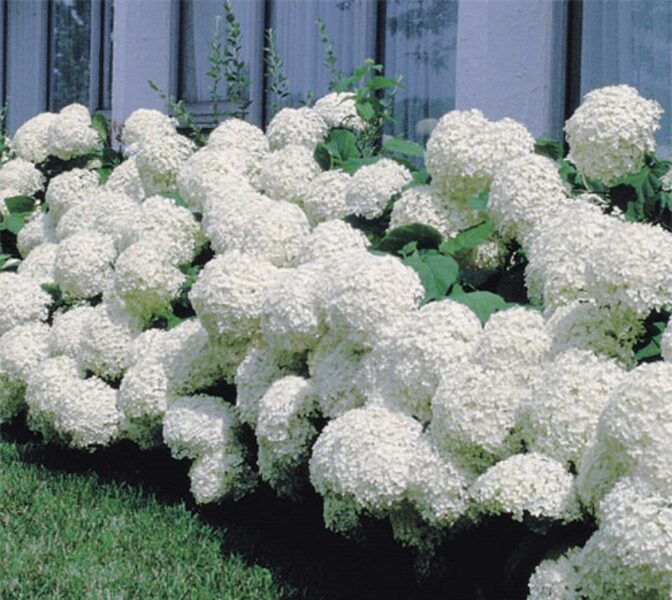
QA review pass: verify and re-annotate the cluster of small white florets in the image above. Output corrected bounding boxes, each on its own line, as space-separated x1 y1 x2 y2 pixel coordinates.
266 107 328 151
488 153 571 244
425 109 535 202
163 394 256 503
313 92 364 131
565 85 663 183
344 158 412 219
388 184 482 239
13 103 100 164
121 108 195 196
0 158 45 215
583 220 672 315
524 199 619 309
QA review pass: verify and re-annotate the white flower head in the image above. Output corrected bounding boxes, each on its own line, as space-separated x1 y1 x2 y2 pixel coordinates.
344 158 412 219
565 84 663 183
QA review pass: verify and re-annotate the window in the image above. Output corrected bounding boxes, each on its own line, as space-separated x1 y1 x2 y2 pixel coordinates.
265 0 377 117
580 0 672 157
178 0 457 140
179 0 264 124
384 0 458 144
49 0 113 112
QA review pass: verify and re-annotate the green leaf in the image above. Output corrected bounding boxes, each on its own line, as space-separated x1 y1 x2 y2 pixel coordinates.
423 253 459 297
2 213 27 234
356 100 375 122
4 195 35 214
382 137 425 158
440 220 496 255
91 112 109 145
399 241 418 257
314 143 333 171
403 251 459 302
448 289 512 324
153 310 185 330
410 170 430 187
378 224 443 254
403 253 439 301
534 138 563 161
41 283 63 305
340 156 379 175
97 167 112 185
327 129 359 163
367 76 399 91
353 64 371 81
634 335 663 363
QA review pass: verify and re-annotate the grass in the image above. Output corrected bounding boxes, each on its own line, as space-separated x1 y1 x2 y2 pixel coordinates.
0 436 296 600
0 421 595 599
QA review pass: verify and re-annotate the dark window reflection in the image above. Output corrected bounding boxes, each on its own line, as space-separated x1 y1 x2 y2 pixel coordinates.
49 0 92 111
384 0 458 145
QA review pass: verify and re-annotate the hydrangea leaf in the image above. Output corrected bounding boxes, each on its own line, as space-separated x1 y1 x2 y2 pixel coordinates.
448 289 512 324
378 224 443 254
3 195 35 214
440 220 495 256
382 137 424 158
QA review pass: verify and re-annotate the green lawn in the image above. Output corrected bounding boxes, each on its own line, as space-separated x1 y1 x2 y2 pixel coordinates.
0 424 567 600
0 437 299 600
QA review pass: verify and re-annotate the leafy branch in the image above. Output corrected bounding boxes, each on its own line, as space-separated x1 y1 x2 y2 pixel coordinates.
263 28 290 117
148 80 206 146
316 16 344 90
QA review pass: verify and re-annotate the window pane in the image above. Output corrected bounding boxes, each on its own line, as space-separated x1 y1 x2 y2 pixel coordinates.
49 0 92 111
581 0 672 157
267 0 377 119
98 0 114 110
180 0 264 123
384 0 458 144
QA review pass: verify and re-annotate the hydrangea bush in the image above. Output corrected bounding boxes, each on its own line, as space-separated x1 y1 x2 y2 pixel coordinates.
0 77 671 598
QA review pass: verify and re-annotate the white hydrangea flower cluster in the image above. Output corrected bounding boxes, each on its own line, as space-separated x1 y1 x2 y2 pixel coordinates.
344 158 412 219
121 108 195 196
527 548 582 600
325 252 424 347
0 322 50 423
470 453 580 523
361 299 481 422
388 184 482 240
0 158 45 216
583 220 672 315
0 273 51 336
425 109 534 202
25 355 121 448
545 300 644 368
256 375 318 497
309 405 468 538
45 168 99 225
47 104 101 160
313 92 364 131
524 199 619 309
301 170 351 225
163 395 256 504
266 107 328 151
576 361 672 514
565 84 663 183
258 144 322 206
487 153 570 244
515 349 625 469
12 112 58 163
